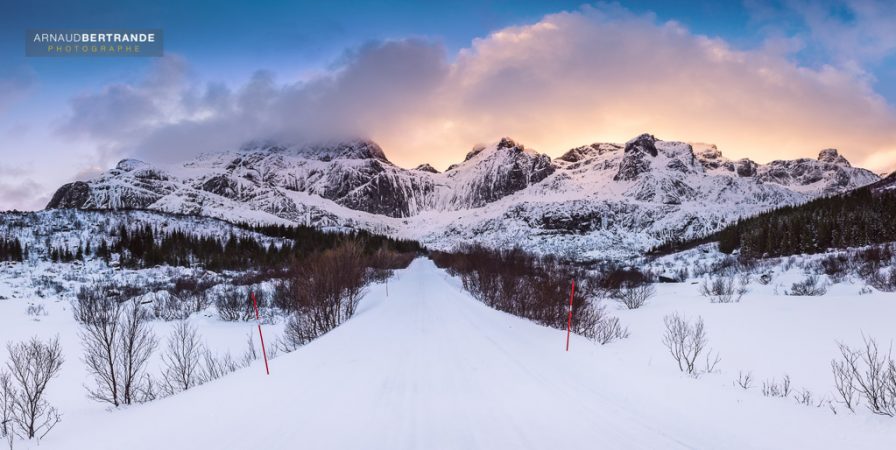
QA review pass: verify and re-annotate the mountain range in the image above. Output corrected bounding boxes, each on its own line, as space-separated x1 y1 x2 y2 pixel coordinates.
47 133 880 259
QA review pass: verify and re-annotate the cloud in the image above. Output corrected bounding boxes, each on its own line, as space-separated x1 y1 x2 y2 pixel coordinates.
747 0 896 77
56 4 896 173
58 43 449 163
0 178 47 211
0 66 35 114
58 55 191 142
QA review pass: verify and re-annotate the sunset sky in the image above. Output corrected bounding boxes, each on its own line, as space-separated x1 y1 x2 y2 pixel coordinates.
2 0 896 210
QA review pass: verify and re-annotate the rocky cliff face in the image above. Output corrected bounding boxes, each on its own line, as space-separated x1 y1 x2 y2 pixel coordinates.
438 138 555 209
46 134 881 258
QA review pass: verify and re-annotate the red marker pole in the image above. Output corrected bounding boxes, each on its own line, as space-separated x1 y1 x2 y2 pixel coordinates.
251 292 270 375
565 279 575 352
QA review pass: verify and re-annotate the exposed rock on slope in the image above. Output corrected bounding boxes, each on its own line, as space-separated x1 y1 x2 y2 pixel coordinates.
47 134 880 258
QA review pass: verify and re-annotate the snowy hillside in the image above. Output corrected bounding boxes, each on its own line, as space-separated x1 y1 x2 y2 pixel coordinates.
3 258 893 450
46 134 880 258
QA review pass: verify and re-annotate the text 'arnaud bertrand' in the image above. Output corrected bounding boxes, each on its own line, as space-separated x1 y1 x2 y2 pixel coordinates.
32 31 158 54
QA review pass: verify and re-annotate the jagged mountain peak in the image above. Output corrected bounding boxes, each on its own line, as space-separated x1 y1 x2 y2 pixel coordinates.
45 133 882 258
414 163 440 173
237 138 390 163
463 144 487 162
451 138 547 171
624 133 659 156
116 158 150 172
461 138 530 163
556 143 622 163
300 139 389 162
440 137 555 208
615 133 701 181
817 148 851 167
693 143 722 160
496 137 523 150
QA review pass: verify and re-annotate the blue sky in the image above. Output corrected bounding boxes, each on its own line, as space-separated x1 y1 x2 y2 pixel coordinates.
1 0 895 210
0 1 783 84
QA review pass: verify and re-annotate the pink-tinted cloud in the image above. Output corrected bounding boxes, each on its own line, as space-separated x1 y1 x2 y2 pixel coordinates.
56 4 896 174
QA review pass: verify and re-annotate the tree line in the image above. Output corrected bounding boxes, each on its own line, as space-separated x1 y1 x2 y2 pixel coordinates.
0 238 24 262
650 185 896 258
35 222 423 272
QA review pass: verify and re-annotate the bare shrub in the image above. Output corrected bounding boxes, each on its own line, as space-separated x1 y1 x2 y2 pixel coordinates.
240 333 258 367
699 275 745 303
150 292 192 321
281 241 369 349
214 286 252 322
832 337 896 416
662 313 717 376
201 349 240 383
592 301 630 345
734 370 753 390
794 388 815 406
282 314 314 351
25 305 46 318
761 375 792 398
786 274 827 296
160 321 204 396
432 245 626 343
868 268 896 292
170 277 212 313
613 282 655 309
5 337 63 440
366 248 416 282
819 255 849 282
832 344 860 412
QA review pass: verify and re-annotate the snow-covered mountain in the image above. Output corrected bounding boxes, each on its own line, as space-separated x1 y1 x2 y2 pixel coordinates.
46 133 880 259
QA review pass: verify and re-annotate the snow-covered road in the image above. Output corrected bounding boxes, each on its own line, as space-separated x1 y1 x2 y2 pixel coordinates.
47 259 896 449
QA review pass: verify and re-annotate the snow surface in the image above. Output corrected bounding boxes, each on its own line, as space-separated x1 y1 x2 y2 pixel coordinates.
5 258 893 450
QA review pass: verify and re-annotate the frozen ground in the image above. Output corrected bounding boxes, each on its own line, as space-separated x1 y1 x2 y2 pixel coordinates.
3 258 893 449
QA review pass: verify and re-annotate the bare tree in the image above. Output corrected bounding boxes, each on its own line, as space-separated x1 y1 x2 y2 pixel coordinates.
161 321 204 395
75 287 123 406
117 300 158 405
0 371 12 441
662 313 716 376
5 337 64 440
77 288 157 407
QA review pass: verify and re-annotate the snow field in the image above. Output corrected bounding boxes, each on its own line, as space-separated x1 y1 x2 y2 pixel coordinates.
0 259 891 449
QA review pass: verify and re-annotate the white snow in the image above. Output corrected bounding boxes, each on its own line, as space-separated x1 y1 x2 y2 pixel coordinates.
4 258 893 449
58 136 882 259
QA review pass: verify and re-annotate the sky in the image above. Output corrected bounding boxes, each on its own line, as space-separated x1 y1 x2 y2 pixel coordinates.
1 0 896 210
